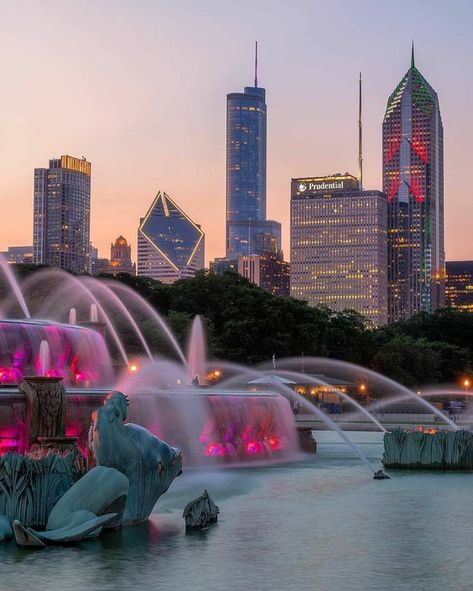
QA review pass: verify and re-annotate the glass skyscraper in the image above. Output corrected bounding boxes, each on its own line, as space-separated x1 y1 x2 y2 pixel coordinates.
33 155 91 274
226 83 281 259
137 191 204 284
383 48 444 322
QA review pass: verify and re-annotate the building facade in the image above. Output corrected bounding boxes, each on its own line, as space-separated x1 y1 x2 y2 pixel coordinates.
137 191 204 284
33 155 91 274
1 246 33 265
383 48 444 322
226 82 281 260
238 252 290 296
445 261 473 312
109 236 135 275
290 174 388 326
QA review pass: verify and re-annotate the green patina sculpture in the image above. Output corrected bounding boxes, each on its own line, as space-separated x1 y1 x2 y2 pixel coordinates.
91 392 183 524
383 429 473 469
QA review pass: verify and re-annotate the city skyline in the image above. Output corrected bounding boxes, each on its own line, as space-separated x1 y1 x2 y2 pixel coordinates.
1 1 473 265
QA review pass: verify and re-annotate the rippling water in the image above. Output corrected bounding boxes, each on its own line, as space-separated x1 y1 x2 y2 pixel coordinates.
1 440 472 591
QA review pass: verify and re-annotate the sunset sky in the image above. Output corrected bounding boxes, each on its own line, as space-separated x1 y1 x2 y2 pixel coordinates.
1 0 472 265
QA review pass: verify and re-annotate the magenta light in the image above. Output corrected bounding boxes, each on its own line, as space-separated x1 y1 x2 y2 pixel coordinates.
246 441 258 455
0 367 22 384
206 442 226 457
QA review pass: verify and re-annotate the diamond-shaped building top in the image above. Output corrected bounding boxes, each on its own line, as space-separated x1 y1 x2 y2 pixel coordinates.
137 191 205 283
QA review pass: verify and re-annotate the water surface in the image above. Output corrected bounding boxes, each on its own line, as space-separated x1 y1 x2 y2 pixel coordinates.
1 441 470 591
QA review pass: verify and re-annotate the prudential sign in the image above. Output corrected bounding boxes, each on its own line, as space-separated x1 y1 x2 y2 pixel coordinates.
298 181 344 193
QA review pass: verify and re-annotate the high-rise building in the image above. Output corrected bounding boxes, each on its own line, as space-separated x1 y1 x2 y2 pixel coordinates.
33 155 91 274
1 246 33 265
91 257 110 276
290 174 388 326
137 191 204 284
109 236 136 275
383 47 444 322
225 46 281 261
238 252 290 297
445 261 473 312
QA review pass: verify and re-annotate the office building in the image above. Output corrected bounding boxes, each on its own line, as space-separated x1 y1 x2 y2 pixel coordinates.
91 257 110 276
137 191 204 284
290 174 388 326
1 246 33 265
33 155 91 274
210 258 238 274
238 252 290 296
109 236 135 275
445 261 473 312
383 47 444 322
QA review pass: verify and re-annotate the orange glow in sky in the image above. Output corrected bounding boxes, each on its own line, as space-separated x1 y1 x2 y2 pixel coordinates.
1 1 472 265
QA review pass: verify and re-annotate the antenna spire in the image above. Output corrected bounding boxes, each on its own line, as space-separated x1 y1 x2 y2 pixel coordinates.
358 72 363 191
411 40 415 68
254 40 258 87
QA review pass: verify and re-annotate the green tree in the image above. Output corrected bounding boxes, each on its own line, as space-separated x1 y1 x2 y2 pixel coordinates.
372 335 441 386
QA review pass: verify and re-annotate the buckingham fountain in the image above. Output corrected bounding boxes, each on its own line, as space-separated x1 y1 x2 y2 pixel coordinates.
1 260 473 548
0 260 303 545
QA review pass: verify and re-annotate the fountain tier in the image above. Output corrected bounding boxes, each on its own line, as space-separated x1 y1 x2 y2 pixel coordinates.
0 387 298 464
0 319 113 387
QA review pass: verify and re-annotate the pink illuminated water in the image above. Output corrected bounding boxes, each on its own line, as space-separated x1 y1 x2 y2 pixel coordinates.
0 319 113 386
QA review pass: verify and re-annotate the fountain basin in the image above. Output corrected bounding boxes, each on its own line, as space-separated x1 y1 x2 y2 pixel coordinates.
0 387 298 465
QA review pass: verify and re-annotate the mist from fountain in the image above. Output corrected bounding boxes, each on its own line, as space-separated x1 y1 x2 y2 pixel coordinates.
0 254 31 319
80 277 153 360
105 280 189 371
214 361 377 472
361 392 461 429
1 262 458 470
113 357 298 465
11 269 129 366
270 369 387 432
271 357 460 431
187 315 207 385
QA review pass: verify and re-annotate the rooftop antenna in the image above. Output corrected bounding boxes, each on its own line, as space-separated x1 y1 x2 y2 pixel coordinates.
411 40 415 68
254 40 258 87
358 72 363 190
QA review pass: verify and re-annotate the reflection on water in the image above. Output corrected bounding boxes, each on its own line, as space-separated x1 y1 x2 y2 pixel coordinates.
1 442 473 591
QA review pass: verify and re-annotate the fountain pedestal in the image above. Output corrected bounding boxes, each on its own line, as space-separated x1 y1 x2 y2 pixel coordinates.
19 376 77 452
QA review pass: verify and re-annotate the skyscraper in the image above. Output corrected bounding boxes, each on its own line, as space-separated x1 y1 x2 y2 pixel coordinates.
290 174 388 326
383 46 444 322
137 191 204 284
33 155 91 274
225 44 281 260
